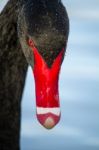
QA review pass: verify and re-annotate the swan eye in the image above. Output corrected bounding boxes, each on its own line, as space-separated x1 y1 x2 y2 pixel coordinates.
28 39 35 48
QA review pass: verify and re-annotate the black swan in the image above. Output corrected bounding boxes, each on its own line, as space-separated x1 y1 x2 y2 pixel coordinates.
0 0 69 149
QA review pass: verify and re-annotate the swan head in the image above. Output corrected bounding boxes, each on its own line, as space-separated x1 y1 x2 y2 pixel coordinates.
18 0 69 129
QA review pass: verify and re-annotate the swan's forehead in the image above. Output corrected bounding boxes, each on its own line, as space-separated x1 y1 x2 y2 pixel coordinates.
28 37 66 68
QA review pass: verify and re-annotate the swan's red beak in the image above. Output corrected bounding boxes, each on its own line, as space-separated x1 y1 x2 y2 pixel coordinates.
29 41 64 129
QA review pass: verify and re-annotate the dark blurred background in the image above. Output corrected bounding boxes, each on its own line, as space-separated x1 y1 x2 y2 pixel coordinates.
0 0 99 150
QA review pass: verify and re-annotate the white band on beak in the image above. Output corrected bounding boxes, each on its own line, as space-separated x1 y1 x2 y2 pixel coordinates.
36 107 61 116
